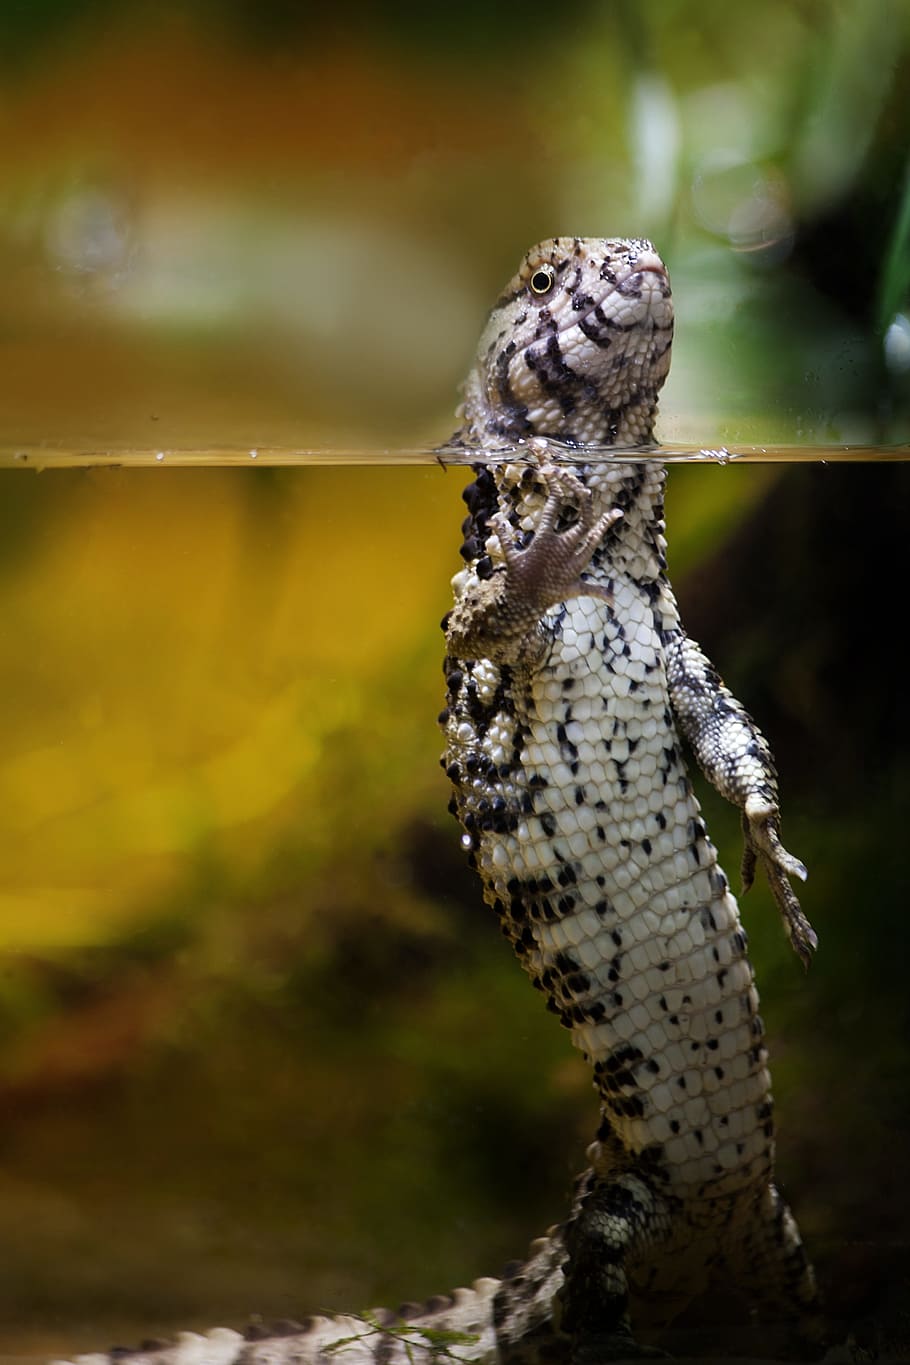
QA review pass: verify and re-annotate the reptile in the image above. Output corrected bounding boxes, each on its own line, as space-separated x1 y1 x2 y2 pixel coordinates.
439 236 822 1362
54 237 821 1365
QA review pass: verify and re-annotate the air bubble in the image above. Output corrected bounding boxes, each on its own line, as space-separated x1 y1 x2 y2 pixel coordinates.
884 314 910 374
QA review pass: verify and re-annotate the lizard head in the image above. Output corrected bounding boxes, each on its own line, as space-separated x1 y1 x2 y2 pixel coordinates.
460 236 674 448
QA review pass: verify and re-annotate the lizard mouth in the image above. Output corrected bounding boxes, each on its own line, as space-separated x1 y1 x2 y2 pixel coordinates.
561 256 673 341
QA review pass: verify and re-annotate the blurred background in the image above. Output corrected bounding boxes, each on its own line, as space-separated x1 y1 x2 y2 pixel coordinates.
1 0 909 455
1 0 910 1358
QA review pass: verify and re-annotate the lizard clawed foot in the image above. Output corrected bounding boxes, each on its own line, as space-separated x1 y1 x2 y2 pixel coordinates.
741 797 818 969
490 462 622 614
445 463 620 664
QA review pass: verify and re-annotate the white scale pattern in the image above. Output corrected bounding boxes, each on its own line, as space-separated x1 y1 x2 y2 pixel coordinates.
448 461 773 1197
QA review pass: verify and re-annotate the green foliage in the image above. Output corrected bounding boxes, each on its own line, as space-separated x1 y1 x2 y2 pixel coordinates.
322 1312 481 1364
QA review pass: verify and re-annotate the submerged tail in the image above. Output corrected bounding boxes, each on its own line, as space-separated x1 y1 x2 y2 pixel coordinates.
51 1225 569 1365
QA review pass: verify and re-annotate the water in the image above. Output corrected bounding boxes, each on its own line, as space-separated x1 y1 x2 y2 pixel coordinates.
1 441 908 468
1 458 908 1359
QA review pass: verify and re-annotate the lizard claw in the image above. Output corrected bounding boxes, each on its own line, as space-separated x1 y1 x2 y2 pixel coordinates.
741 798 817 969
446 464 621 665
494 463 622 609
489 509 516 549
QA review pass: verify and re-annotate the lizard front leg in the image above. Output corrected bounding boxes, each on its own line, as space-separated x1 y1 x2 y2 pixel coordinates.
664 631 818 968
445 461 622 667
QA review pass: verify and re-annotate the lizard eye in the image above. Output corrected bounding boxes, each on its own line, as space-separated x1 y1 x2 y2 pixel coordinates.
529 264 556 296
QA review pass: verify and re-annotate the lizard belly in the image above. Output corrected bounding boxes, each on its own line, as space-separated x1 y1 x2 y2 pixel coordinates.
447 582 773 1199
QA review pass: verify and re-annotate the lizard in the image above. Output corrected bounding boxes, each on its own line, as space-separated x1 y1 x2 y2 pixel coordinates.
439 235 822 1362
52 236 822 1365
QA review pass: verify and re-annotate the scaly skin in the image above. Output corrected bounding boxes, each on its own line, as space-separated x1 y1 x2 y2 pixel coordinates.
441 236 821 1361
53 237 821 1365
